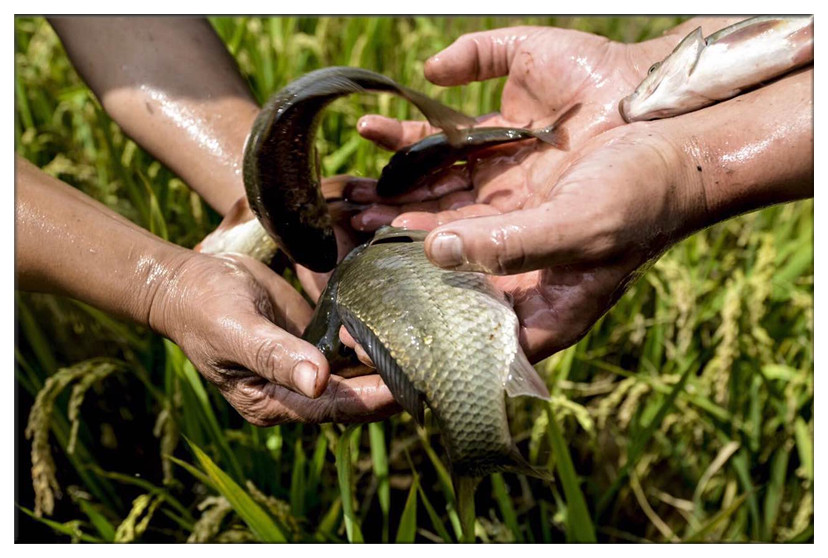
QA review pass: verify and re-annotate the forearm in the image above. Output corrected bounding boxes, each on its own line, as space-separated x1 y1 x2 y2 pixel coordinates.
15 155 191 327
659 68 813 235
49 17 259 216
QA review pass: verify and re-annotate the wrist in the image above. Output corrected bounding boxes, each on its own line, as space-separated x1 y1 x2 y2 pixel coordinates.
142 247 203 339
656 68 813 238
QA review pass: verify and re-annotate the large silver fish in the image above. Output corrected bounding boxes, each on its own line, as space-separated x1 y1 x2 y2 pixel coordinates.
620 16 813 122
304 227 551 478
206 66 551 481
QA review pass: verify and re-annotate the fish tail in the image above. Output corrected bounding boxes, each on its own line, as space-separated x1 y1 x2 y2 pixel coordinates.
398 86 477 147
530 103 582 150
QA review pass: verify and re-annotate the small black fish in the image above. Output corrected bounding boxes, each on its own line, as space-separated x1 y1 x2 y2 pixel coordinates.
243 66 476 273
376 103 581 198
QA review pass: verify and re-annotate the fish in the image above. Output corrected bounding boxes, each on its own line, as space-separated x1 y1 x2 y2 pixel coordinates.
619 15 814 122
376 103 581 198
303 226 551 479
243 66 477 273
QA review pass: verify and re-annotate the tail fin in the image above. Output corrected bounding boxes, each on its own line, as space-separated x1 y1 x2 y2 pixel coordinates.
530 103 582 150
400 86 477 147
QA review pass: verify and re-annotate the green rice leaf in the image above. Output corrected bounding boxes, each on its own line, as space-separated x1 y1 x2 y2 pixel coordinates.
395 477 418 543
336 425 364 543
545 406 596 543
186 439 287 543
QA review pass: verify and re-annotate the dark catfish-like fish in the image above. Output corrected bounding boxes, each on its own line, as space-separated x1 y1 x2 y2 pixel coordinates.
376 103 581 197
243 66 476 272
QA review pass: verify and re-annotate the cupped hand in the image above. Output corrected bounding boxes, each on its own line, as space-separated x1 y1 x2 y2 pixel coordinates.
345 25 699 360
350 25 684 230
148 250 399 425
344 124 701 361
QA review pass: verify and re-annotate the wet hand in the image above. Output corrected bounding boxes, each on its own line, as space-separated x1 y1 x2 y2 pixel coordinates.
148 251 399 425
351 25 683 230
356 122 701 361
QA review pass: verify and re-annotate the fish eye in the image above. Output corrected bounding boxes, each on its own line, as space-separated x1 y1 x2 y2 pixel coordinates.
648 62 661 75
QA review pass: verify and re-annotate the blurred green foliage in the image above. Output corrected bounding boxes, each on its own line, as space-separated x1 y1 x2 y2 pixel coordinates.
15 16 812 543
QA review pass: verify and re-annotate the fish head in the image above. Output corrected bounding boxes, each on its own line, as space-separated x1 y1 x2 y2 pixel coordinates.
619 27 707 122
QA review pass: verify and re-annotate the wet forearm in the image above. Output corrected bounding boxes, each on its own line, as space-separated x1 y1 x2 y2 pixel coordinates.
662 68 813 235
49 17 259 215
15 156 191 326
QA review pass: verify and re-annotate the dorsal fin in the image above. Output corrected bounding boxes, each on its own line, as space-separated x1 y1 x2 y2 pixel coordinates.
371 226 429 245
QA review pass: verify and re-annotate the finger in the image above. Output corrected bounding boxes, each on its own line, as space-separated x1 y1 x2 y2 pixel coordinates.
233 315 331 399
339 326 375 368
351 204 403 232
353 199 457 231
425 26 538 86
348 166 471 205
321 174 376 201
424 204 600 274
223 373 400 426
391 203 501 230
357 115 438 151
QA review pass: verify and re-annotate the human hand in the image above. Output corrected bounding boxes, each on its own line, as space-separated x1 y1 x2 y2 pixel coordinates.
346 24 812 362
350 25 687 229
148 251 399 425
342 125 696 361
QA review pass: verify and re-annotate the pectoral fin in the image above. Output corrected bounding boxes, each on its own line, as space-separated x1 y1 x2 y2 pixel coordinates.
504 349 550 400
505 446 554 481
340 310 426 425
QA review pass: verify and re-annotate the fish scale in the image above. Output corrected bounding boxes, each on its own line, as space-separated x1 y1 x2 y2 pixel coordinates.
322 234 549 478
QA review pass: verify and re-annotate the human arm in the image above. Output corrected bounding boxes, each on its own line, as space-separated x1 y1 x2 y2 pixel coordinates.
48 17 257 216
49 16 373 301
344 19 812 361
15 155 398 424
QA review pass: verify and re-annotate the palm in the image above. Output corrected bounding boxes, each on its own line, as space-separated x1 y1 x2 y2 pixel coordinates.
354 26 687 360
446 26 676 214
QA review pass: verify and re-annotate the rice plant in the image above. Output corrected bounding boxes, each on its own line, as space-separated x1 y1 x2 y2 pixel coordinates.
15 16 813 543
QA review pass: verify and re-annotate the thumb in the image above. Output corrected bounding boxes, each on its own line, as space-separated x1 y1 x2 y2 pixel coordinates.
423 204 608 275
233 315 331 399
425 26 538 86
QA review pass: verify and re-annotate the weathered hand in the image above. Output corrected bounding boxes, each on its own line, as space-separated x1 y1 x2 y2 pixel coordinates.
343 125 697 361
344 22 811 363
148 251 399 425
349 24 684 231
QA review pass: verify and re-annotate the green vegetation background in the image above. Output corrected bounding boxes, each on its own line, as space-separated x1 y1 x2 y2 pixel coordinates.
15 16 813 543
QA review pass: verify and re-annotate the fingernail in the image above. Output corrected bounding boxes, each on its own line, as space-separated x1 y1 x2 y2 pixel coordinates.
429 232 464 268
293 360 319 397
347 182 376 202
